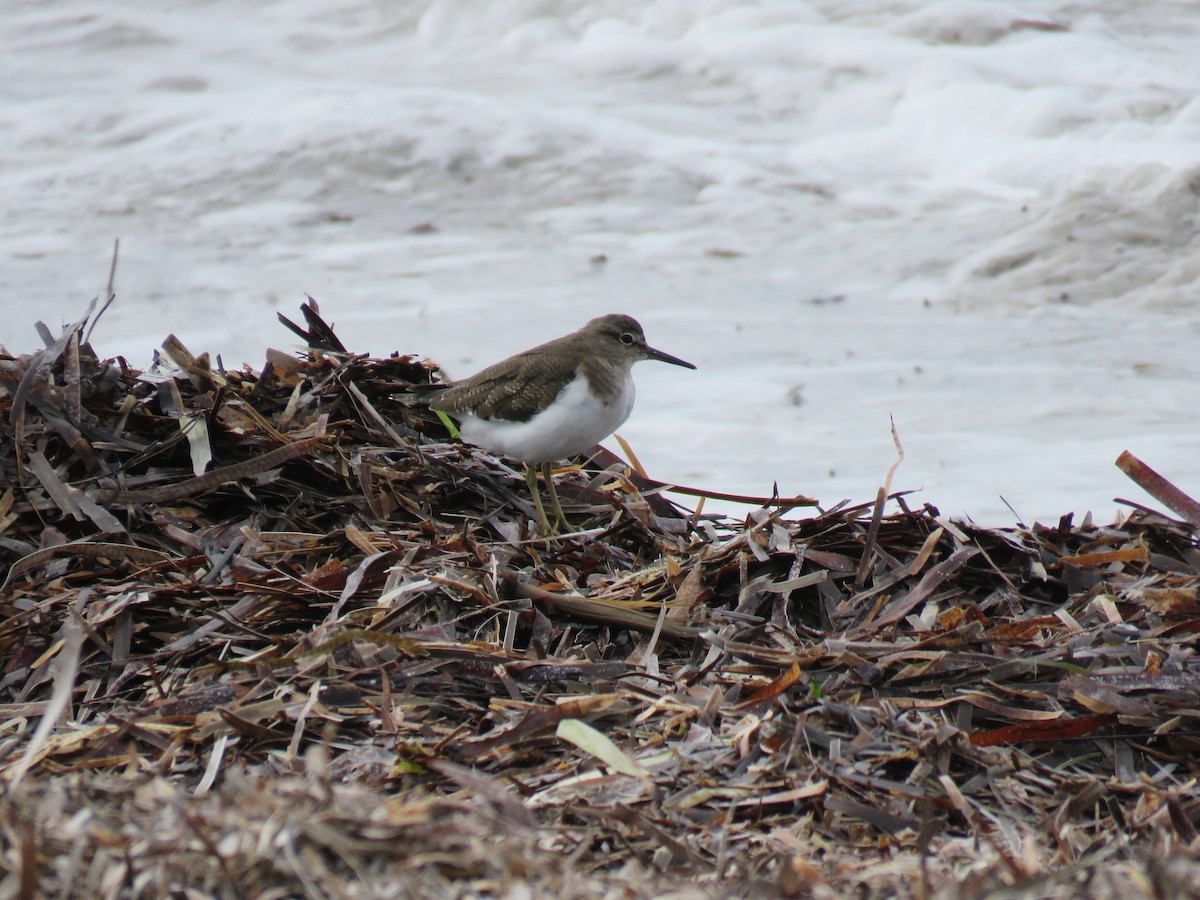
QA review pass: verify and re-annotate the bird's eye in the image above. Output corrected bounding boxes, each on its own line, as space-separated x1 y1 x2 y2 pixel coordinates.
619 332 635 345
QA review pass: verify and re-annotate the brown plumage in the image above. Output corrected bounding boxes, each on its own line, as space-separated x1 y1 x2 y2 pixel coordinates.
430 313 695 532
430 313 693 427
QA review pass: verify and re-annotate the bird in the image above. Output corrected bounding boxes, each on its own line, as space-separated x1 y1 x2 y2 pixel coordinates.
430 313 696 532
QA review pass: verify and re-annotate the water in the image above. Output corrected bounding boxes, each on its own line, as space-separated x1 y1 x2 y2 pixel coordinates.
3 1 1199 525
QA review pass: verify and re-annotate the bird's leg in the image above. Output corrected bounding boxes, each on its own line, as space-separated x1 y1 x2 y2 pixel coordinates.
541 461 569 532
525 465 552 534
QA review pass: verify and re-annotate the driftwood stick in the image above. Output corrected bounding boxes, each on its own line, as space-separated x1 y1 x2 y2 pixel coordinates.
102 437 324 505
1116 450 1200 528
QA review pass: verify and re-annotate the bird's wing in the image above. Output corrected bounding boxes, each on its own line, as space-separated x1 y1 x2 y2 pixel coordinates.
430 353 570 423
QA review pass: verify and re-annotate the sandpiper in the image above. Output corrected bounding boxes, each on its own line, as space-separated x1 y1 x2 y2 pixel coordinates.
431 313 696 532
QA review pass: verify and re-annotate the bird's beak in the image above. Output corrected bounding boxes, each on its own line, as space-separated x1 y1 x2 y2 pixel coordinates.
644 344 697 370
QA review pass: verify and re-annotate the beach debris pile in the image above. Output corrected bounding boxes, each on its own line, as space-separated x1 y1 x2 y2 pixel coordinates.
0 300 1198 897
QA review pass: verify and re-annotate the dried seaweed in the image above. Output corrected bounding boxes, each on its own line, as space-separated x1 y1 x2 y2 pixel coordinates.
0 300 1198 898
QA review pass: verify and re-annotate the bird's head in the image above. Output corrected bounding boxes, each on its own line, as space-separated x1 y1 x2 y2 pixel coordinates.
583 314 696 370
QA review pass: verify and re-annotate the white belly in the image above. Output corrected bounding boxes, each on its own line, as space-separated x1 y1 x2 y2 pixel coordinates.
458 373 635 464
